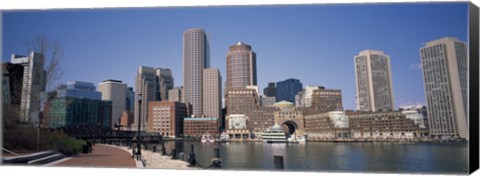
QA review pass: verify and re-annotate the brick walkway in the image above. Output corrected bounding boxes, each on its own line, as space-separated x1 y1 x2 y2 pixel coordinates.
55 144 136 168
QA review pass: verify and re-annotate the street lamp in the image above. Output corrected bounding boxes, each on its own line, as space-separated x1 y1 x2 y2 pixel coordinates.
136 94 142 161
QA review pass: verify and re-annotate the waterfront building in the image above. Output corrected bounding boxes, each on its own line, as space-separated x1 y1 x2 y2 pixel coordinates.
225 41 257 90
183 117 218 137
401 108 428 129
260 95 276 107
57 81 102 100
225 88 277 138
263 82 276 97
126 87 135 112
276 78 303 103
273 101 305 136
183 28 209 117
225 114 250 139
168 86 183 103
347 111 428 140
120 111 134 130
156 68 174 101
10 52 45 123
45 97 112 128
203 68 222 119
134 66 157 131
98 79 127 128
420 37 468 140
148 101 189 138
304 88 343 115
304 111 350 140
354 50 395 112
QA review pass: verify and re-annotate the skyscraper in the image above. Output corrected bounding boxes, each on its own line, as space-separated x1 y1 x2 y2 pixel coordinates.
183 28 209 116
420 37 468 140
226 41 257 91
10 52 45 123
354 50 394 112
276 78 303 103
263 82 276 97
134 66 157 131
98 79 127 128
203 68 222 119
156 68 174 101
126 87 135 112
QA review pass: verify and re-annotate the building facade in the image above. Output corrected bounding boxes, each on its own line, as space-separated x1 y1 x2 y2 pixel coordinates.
347 111 428 140
225 41 257 91
148 101 189 138
276 78 303 103
260 95 276 107
263 82 276 97
126 87 135 112
420 37 468 140
183 117 218 137
10 52 45 123
304 111 350 140
134 66 157 131
304 88 343 115
295 86 324 107
354 50 395 112
156 68 174 101
46 97 112 129
98 79 127 128
202 68 222 119
168 86 184 103
183 28 209 117
57 81 102 100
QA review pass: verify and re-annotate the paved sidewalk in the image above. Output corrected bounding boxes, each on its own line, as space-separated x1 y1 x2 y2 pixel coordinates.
55 144 136 168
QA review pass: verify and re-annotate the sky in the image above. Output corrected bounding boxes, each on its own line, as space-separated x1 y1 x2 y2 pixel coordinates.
1 2 469 110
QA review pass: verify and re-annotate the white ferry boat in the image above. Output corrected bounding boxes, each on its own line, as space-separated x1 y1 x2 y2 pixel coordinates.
201 132 215 143
218 131 230 142
261 124 287 143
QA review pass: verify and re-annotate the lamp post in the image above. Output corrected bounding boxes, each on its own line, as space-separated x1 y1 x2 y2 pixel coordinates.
136 94 142 160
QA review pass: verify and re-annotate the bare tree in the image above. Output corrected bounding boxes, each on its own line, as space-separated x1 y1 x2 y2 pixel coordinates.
25 34 64 91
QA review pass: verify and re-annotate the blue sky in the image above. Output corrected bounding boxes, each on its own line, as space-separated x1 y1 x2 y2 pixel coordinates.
1 2 469 110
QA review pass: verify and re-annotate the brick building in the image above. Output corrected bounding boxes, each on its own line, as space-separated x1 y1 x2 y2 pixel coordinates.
148 101 189 138
183 117 218 137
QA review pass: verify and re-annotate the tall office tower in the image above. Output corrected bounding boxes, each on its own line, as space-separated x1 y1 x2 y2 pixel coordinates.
276 78 303 103
156 68 174 101
354 50 394 112
126 87 135 112
10 52 45 122
98 79 127 128
226 41 257 91
134 66 157 131
183 28 209 116
263 82 276 97
168 86 183 103
420 37 468 140
203 68 222 119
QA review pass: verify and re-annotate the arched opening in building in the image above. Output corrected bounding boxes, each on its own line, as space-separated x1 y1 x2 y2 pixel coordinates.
281 121 298 136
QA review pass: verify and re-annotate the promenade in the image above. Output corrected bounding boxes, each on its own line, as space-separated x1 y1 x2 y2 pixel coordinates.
54 144 136 168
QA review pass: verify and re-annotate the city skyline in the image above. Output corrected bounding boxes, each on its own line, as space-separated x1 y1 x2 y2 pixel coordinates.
2 2 469 110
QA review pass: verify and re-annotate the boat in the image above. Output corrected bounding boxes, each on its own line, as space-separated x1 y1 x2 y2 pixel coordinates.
217 131 230 142
288 134 306 144
201 132 215 143
261 124 288 143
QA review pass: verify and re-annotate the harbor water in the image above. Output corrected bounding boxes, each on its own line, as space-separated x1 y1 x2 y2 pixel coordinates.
151 141 468 174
